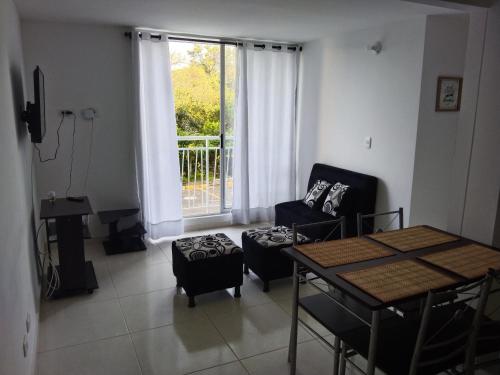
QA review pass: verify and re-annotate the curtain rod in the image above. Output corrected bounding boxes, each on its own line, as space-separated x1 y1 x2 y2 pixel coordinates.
123 31 302 52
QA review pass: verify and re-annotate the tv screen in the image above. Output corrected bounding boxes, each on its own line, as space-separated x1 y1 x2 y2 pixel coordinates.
23 66 46 143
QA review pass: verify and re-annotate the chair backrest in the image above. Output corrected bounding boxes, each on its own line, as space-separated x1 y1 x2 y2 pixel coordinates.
475 271 500 370
292 217 346 245
409 273 494 375
356 207 404 237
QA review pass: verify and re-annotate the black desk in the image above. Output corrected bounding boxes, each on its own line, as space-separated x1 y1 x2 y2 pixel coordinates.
40 197 98 297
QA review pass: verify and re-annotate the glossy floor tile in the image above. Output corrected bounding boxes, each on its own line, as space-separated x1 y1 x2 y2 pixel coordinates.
38 298 128 352
106 240 169 273
241 340 334 375
189 361 249 375
37 335 142 375
196 274 274 318
109 260 177 298
119 287 207 333
209 302 313 359
131 319 236 375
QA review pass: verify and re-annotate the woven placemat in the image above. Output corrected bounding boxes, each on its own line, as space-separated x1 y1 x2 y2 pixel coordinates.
420 244 500 279
368 226 459 253
294 238 394 268
338 260 457 303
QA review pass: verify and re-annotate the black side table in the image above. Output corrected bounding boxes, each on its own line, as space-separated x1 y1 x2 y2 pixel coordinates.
98 208 146 255
40 196 98 298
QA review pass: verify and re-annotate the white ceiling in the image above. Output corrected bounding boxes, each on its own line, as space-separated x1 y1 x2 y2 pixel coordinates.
14 0 458 42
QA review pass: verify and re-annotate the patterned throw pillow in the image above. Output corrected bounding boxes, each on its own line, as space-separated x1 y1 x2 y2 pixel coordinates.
322 182 350 216
303 179 332 208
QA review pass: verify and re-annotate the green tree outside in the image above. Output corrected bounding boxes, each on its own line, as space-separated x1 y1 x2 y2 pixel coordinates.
171 43 236 139
171 43 236 185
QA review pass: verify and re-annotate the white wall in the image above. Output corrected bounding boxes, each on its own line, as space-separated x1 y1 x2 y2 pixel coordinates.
22 21 137 236
461 2 500 244
296 41 323 196
410 14 469 229
0 0 41 374
447 9 487 235
298 18 427 225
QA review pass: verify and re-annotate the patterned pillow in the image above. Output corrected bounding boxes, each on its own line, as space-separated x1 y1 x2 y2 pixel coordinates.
322 182 350 216
303 180 332 208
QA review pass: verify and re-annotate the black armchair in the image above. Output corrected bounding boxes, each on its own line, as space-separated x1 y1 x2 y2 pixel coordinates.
275 163 378 240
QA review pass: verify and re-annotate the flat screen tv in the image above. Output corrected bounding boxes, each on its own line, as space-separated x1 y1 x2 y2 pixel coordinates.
22 66 46 143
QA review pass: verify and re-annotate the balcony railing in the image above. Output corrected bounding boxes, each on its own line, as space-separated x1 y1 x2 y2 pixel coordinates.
178 135 233 217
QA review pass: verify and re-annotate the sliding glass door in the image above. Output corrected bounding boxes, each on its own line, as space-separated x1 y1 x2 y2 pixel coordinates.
170 41 236 217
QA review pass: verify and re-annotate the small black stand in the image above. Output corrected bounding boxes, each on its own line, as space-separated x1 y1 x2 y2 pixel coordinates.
98 208 147 255
40 196 99 298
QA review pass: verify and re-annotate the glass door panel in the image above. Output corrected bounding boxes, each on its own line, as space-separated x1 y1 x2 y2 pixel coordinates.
170 41 222 217
222 45 237 210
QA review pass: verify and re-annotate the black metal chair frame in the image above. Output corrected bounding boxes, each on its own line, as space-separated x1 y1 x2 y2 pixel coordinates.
289 217 350 375
357 207 404 237
474 271 500 370
338 273 494 375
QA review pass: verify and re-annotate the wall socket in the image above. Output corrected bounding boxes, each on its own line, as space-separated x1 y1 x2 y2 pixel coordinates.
364 136 372 149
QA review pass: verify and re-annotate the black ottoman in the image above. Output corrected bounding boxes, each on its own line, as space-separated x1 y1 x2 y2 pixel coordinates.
242 226 309 292
172 233 243 307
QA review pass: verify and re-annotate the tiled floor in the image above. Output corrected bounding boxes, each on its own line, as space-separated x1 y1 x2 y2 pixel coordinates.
36 224 335 375
37 224 500 375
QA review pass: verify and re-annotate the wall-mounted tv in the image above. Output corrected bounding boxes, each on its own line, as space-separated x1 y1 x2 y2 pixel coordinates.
22 66 46 143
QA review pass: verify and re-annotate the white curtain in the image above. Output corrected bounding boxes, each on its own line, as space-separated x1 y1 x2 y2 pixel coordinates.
132 32 184 239
232 45 299 224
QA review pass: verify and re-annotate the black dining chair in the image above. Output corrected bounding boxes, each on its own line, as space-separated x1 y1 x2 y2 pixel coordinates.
357 207 404 237
292 217 347 244
291 217 362 375
337 272 494 375
475 271 500 371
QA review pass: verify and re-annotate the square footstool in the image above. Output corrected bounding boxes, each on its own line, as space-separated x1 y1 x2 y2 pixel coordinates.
172 233 243 307
242 226 309 292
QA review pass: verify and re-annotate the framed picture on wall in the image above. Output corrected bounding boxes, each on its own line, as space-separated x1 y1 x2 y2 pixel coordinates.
435 76 463 112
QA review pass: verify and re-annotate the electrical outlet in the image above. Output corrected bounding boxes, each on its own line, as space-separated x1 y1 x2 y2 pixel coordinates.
364 136 372 149
23 334 28 357
26 313 31 333
60 110 74 116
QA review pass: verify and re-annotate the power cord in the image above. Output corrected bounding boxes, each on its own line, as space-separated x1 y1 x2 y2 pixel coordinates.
34 114 65 163
65 114 77 197
83 117 95 195
34 220 60 299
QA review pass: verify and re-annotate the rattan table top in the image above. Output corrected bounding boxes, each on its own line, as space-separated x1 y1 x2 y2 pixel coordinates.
338 259 458 303
420 243 500 279
294 237 394 268
368 226 459 253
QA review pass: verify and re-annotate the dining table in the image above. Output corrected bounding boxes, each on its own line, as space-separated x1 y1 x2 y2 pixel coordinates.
282 225 500 375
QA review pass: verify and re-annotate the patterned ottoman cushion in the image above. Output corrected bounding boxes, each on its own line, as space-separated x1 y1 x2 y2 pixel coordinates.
175 233 242 261
244 226 310 248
